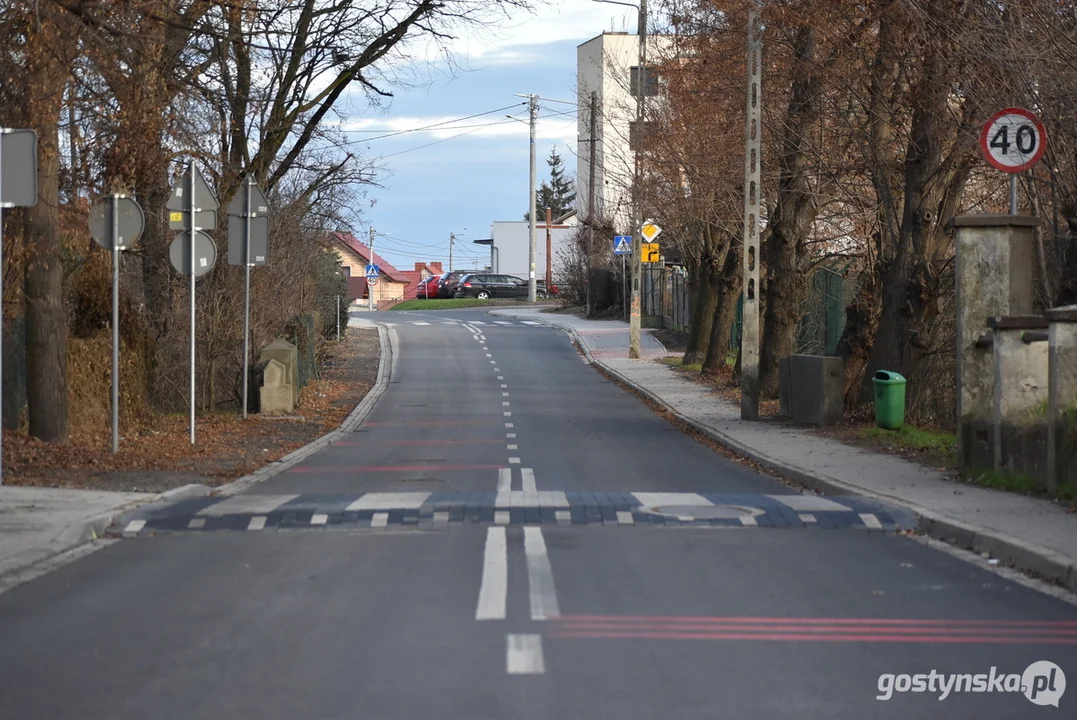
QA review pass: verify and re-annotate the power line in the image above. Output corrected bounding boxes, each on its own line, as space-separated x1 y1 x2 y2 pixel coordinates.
378 115 525 159
341 103 526 145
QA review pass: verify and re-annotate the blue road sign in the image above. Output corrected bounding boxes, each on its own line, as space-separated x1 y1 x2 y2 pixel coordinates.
613 236 632 255
365 263 380 278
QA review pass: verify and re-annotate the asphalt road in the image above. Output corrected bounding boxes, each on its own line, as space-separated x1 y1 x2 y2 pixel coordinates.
1 307 1075 719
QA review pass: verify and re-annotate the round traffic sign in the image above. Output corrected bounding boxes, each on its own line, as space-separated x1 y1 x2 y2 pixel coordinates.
169 231 218 278
980 108 1046 173
88 195 145 251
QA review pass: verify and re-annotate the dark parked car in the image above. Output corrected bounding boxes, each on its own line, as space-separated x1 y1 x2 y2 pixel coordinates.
440 270 482 298
452 274 555 300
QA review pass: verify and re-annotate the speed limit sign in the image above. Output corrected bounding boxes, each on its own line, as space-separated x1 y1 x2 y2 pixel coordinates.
980 107 1046 173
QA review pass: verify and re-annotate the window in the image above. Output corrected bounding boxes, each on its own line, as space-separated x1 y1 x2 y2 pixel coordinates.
630 66 658 97
629 120 656 151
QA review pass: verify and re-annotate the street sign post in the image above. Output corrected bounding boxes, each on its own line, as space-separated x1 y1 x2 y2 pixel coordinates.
89 194 145 454
0 128 38 484
227 176 271 419
169 162 219 443
980 107 1046 214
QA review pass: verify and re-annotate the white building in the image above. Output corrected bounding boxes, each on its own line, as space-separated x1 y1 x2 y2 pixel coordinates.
576 32 671 232
477 212 578 285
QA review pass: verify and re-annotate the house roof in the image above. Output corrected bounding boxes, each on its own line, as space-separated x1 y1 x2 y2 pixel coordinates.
330 232 406 282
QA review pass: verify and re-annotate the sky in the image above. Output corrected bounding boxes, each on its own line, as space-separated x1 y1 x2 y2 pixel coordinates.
333 0 641 272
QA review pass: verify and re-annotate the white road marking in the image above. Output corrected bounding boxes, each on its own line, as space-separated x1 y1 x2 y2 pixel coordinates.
504 411 512 417
506 634 545 675
476 527 508 621
509 457 521 464
555 510 571 524
411 322 431 326
770 495 849 512
502 401 511 406
521 468 537 493
248 516 267 531
498 467 512 492
493 367 500 372
739 515 758 527
123 520 146 535
677 516 695 522
505 422 514 428
501 384 508 388
441 322 457 325
496 491 568 508
347 492 431 511
486 353 493 357
371 512 389 528
490 360 496 364
507 433 516 438
494 321 513 325
471 320 486 325
198 494 298 516
311 513 328 526
433 511 449 523
482 346 488 350
521 321 542 326
507 444 518 450
616 511 635 525
187 518 206 529
497 376 504 380
859 513 883 529
524 527 560 620
632 492 713 508
798 513 817 524
495 511 510 525
502 392 510 397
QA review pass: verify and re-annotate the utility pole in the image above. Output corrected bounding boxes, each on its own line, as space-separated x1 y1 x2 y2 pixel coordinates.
449 232 455 272
587 91 598 318
627 0 648 359
369 225 376 312
527 94 538 303
545 207 553 288
740 1 762 420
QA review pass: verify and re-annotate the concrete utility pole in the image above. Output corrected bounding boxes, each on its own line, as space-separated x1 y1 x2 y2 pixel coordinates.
628 0 648 359
449 232 455 272
587 91 598 318
527 94 538 303
369 225 376 312
545 208 553 287
740 1 762 420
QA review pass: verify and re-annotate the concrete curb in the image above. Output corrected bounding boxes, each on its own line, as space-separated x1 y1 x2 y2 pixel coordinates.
214 322 395 497
517 311 1077 594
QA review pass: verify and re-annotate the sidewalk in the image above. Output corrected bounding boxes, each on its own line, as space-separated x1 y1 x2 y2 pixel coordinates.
491 307 1077 592
0 486 153 588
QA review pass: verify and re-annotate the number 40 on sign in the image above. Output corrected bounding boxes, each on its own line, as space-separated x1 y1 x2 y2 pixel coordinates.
980 107 1046 174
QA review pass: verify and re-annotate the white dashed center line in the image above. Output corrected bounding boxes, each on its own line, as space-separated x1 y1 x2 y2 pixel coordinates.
521 468 537 493
505 422 514 428
509 457 521 464
507 444 518 450
497 467 512 492
476 528 507 621
506 634 545 675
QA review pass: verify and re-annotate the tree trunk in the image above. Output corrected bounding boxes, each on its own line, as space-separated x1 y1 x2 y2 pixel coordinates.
759 25 822 399
682 258 717 365
836 265 881 409
22 15 69 443
702 247 740 375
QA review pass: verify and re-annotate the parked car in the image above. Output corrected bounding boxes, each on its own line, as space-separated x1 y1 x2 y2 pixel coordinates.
416 275 439 299
440 270 482 298
453 273 529 299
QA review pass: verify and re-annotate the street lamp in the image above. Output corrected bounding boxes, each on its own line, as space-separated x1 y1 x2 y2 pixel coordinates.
592 0 647 359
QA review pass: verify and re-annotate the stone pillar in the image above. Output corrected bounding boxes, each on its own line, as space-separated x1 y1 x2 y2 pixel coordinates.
952 215 1036 472
988 315 1048 477
1047 305 1077 492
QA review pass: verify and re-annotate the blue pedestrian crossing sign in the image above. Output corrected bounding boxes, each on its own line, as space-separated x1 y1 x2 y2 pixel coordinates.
613 236 632 255
366 263 380 286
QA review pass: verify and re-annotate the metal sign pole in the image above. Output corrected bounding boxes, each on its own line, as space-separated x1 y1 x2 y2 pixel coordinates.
111 194 120 453
1010 174 1018 215
242 175 252 419
336 295 340 341
189 162 197 444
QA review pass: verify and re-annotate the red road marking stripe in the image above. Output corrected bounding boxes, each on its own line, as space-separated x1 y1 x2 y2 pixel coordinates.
552 622 1077 637
555 615 1077 627
287 464 503 473
361 421 497 427
333 439 505 446
551 630 1077 645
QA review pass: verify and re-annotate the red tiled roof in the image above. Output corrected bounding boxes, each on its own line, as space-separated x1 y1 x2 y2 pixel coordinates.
330 232 406 283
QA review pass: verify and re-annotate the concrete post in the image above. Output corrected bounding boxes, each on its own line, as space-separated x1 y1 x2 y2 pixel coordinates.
740 2 763 420
1046 305 1077 493
988 315 1049 477
952 214 1037 472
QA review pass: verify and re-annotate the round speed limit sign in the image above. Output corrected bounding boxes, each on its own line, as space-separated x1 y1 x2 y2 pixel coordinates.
980 107 1046 173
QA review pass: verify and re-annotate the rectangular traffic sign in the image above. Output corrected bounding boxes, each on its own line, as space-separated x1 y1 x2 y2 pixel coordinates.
613 236 632 255
1 129 38 208
641 243 660 263
169 209 217 231
227 214 269 266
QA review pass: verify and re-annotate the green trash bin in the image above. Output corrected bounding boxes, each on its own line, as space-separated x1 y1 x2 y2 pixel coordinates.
872 370 906 430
